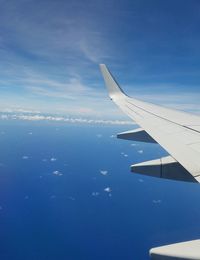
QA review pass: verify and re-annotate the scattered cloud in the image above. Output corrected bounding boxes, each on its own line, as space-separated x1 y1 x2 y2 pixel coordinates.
50 157 57 162
92 192 100 197
152 199 162 204
138 150 144 154
22 156 29 160
121 152 128 157
52 170 63 176
68 196 75 201
100 170 108 176
131 143 137 146
104 187 111 193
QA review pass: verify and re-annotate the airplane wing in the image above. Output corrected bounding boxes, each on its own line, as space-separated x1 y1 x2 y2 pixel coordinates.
100 64 200 183
150 239 200 260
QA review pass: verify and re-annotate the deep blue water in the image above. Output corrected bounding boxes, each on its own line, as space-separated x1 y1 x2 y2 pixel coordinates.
0 120 200 260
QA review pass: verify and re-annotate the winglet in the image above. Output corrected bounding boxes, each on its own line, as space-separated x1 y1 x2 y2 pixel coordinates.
99 64 126 99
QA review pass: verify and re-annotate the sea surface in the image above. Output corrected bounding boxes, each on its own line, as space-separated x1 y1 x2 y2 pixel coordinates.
0 120 200 260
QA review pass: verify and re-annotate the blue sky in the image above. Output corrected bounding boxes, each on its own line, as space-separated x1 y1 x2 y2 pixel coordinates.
1 0 200 119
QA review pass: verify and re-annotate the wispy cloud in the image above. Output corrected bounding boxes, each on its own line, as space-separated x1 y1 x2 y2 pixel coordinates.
0 1 114 118
1 1 200 120
78 31 110 63
0 1 110 65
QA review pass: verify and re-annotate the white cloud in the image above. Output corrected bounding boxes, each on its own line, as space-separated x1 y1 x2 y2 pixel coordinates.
22 156 29 160
52 170 63 176
0 112 133 125
152 199 162 204
138 150 143 154
26 76 101 101
0 2 124 120
68 196 75 201
121 152 128 157
131 143 137 146
78 32 110 63
1 108 41 114
0 115 8 120
100 170 108 176
50 157 57 162
104 187 111 193
1 1 200 121
92 192 100 196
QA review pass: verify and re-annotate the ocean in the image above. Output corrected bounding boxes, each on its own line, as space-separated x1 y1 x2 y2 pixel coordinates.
0 120 200 260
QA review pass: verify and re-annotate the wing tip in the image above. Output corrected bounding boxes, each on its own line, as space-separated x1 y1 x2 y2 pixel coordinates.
99 64 126 98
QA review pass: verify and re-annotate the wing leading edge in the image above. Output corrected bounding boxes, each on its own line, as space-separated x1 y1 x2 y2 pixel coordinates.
100 64 200 183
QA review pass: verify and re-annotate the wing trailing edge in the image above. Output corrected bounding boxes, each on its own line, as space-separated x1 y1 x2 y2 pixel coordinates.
131 156 197 183
117 128 156 143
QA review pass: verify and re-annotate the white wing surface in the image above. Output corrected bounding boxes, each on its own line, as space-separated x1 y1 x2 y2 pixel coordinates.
150 239 200 260
100 64 200 183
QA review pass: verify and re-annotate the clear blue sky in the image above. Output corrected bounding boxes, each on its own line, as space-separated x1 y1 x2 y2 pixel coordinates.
1 0 200 119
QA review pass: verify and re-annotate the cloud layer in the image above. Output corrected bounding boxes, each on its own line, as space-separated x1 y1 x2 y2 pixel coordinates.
0 112 133 125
